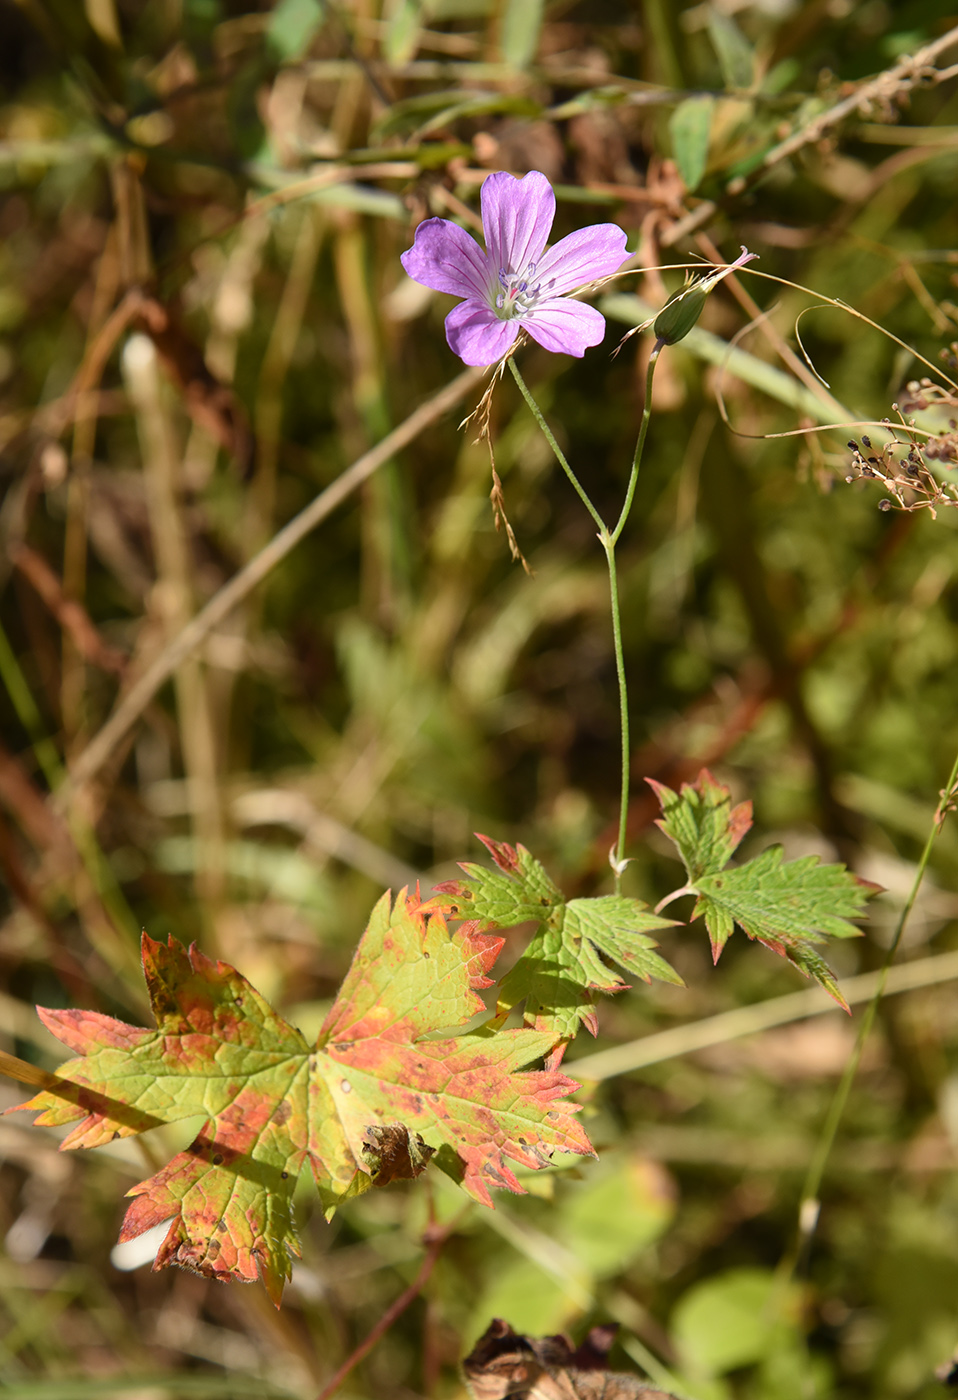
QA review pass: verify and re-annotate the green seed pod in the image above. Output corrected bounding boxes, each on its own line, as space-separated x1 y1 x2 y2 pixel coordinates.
651 249 757 347
652 283 708 346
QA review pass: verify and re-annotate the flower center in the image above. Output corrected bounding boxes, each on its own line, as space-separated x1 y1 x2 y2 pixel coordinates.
494 263 541 320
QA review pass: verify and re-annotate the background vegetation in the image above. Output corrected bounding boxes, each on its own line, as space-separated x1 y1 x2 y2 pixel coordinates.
2 1 958 1397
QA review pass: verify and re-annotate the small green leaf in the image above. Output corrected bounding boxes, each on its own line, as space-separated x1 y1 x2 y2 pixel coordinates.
707 7 754 90
501 0 544 69
266 0 324 60
673 1268 795 1378
563 896 682 989
649 768 752 882
497 921 605 1040
668 95 714 193
650 770 874 1005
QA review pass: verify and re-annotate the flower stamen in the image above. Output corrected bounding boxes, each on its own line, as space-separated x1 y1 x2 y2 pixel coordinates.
495 262 543 320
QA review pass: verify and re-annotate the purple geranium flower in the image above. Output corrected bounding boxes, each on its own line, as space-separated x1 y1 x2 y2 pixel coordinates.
401 170 629 367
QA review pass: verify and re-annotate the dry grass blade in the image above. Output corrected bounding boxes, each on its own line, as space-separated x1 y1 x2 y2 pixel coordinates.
59 365 484 805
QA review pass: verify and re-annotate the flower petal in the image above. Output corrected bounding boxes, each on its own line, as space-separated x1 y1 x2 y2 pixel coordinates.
401 218 492 301
445 300 519 366
480 171 555 278
534 223 629 297
522 299 607 357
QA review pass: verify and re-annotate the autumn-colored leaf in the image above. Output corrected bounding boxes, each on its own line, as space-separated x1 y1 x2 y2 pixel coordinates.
433 834 565 925
435 837 679 1041
10 890 592 1304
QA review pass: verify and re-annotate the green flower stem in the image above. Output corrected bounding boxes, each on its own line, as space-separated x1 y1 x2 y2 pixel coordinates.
507 358 607 535
508 352 662 889
602 536 630 886
612 345 660 545
784 743 958 1276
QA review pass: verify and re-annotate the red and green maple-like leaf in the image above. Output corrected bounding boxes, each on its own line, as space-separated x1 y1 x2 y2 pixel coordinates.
10 891 592 1304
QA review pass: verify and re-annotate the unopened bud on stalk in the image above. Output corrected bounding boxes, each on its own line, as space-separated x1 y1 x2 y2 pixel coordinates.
653 247 758 346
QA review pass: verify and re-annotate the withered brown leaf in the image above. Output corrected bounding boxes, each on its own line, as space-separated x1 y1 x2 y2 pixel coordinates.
361 1124 435 1185
463 1319 679 1400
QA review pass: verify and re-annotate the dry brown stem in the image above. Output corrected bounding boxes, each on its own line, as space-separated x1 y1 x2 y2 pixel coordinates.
59 365 484 804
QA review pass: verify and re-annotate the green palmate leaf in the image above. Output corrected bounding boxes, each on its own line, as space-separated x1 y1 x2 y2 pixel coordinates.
434 837 680 1040
498 896 682 1040
648 768 753 882
694 847 869 999
650 770 874 1008
10 892 591 1304
435 834 564 924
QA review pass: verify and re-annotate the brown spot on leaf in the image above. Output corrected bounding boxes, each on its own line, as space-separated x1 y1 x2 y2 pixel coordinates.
362 1125 435 1185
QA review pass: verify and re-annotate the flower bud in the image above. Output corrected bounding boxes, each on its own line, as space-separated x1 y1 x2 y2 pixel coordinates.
653 247 757 347
653 284 709 346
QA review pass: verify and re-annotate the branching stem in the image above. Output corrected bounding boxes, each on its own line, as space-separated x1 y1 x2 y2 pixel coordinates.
509 352 661 889
654 883 696 915
507 358 607 534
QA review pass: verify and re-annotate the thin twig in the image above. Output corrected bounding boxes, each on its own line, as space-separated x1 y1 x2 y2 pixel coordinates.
11 543 126 675
58 365 484 805
313 1231 447 1400
760 25 958 171
571 945 958 1081
789 745 958 1256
